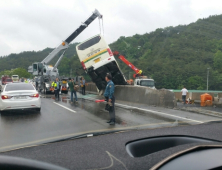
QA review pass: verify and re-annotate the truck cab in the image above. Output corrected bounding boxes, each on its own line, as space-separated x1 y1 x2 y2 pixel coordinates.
134 76 155 89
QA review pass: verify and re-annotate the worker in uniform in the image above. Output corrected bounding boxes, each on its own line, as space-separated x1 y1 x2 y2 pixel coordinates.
52 78 60 100
104 74 115 125
24 78 28 83
35 76 39 90
51 81 55 88
72 78 78 102
81 77 86 95
51 81 57 98
55 78 60 100
51 81 56 95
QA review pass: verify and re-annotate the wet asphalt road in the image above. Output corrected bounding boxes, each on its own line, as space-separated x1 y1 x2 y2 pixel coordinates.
0 92 221 152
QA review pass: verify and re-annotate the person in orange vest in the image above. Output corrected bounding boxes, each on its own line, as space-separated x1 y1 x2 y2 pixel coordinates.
81 77 86 95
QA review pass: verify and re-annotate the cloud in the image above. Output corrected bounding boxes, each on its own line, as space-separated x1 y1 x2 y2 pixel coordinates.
0 0 222 56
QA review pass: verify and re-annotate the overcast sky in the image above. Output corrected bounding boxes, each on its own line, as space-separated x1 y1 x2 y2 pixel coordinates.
0 0 221 56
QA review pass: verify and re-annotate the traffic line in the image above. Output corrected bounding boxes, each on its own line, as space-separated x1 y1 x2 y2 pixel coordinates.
53 102 76 113
82 96 203 124
115 103 203 123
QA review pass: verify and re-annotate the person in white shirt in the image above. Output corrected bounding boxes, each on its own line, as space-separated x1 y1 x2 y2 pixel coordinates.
181 87 188 104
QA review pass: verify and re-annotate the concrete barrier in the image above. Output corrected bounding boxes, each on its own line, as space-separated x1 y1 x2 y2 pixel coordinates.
84 83 176 108
85 83 98 93
114 85 176 108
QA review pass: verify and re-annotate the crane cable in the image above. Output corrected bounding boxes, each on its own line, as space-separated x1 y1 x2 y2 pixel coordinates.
98 16 104 37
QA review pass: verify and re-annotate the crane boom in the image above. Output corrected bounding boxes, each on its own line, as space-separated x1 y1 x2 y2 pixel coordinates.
113 51 142 78
41 9 102 64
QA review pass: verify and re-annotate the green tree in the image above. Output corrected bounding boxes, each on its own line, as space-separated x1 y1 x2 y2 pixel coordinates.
12 68 31 78
214 50 222 72
0 68 31 78
187 76 205 90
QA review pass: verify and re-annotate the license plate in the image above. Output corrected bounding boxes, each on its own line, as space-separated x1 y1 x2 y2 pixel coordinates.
94 58 101 63
15 96 27 99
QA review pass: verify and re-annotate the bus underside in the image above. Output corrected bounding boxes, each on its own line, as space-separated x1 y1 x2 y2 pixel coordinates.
87 61 127 91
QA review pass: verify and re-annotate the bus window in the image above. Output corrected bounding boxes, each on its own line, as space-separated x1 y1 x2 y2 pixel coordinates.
78 36 101 50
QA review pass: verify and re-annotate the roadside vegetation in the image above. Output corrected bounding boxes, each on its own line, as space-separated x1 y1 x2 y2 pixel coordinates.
0 68 32 79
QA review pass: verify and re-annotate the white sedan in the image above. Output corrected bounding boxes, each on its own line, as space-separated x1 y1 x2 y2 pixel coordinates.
0 83 41 113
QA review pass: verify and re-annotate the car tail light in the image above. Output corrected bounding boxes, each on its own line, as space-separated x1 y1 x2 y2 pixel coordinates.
107 48 113 56
1 95 11 100
81 61 86 70
30 93 39 98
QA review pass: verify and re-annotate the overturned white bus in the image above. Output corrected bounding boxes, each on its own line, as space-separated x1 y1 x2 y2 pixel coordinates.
76 35 127 91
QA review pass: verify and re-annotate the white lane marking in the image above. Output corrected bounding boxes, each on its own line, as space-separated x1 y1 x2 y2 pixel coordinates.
83 96 203 123
53 102 76 113
116 103 203 123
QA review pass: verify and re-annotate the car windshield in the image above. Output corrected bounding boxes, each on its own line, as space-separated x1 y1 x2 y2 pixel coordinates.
140 80 155 87
0 2 222 169
5 84 35 91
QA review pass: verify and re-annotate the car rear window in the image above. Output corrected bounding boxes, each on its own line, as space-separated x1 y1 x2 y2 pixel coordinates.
5 83 35 91
78 36 101 50
6 79 12 82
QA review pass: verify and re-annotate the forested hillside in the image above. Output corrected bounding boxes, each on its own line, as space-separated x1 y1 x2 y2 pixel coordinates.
1 14 222 90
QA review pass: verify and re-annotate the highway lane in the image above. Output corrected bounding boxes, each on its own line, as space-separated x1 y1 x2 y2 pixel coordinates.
0 92 221 152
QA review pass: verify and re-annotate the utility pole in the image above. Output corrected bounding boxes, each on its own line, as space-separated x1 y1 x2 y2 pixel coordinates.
207 68 210 91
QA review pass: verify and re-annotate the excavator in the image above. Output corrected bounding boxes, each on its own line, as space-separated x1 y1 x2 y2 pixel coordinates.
28 9 102 94
113 51 156 89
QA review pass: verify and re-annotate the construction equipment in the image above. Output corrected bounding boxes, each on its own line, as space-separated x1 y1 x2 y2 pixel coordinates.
113 51 156 89
113 51 143 78
28 9 102 93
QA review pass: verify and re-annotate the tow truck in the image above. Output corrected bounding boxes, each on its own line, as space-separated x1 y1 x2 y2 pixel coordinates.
28 9 102 94
113 51 156 89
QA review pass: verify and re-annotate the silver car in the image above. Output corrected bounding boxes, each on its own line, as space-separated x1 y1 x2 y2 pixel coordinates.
0 83 41 113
